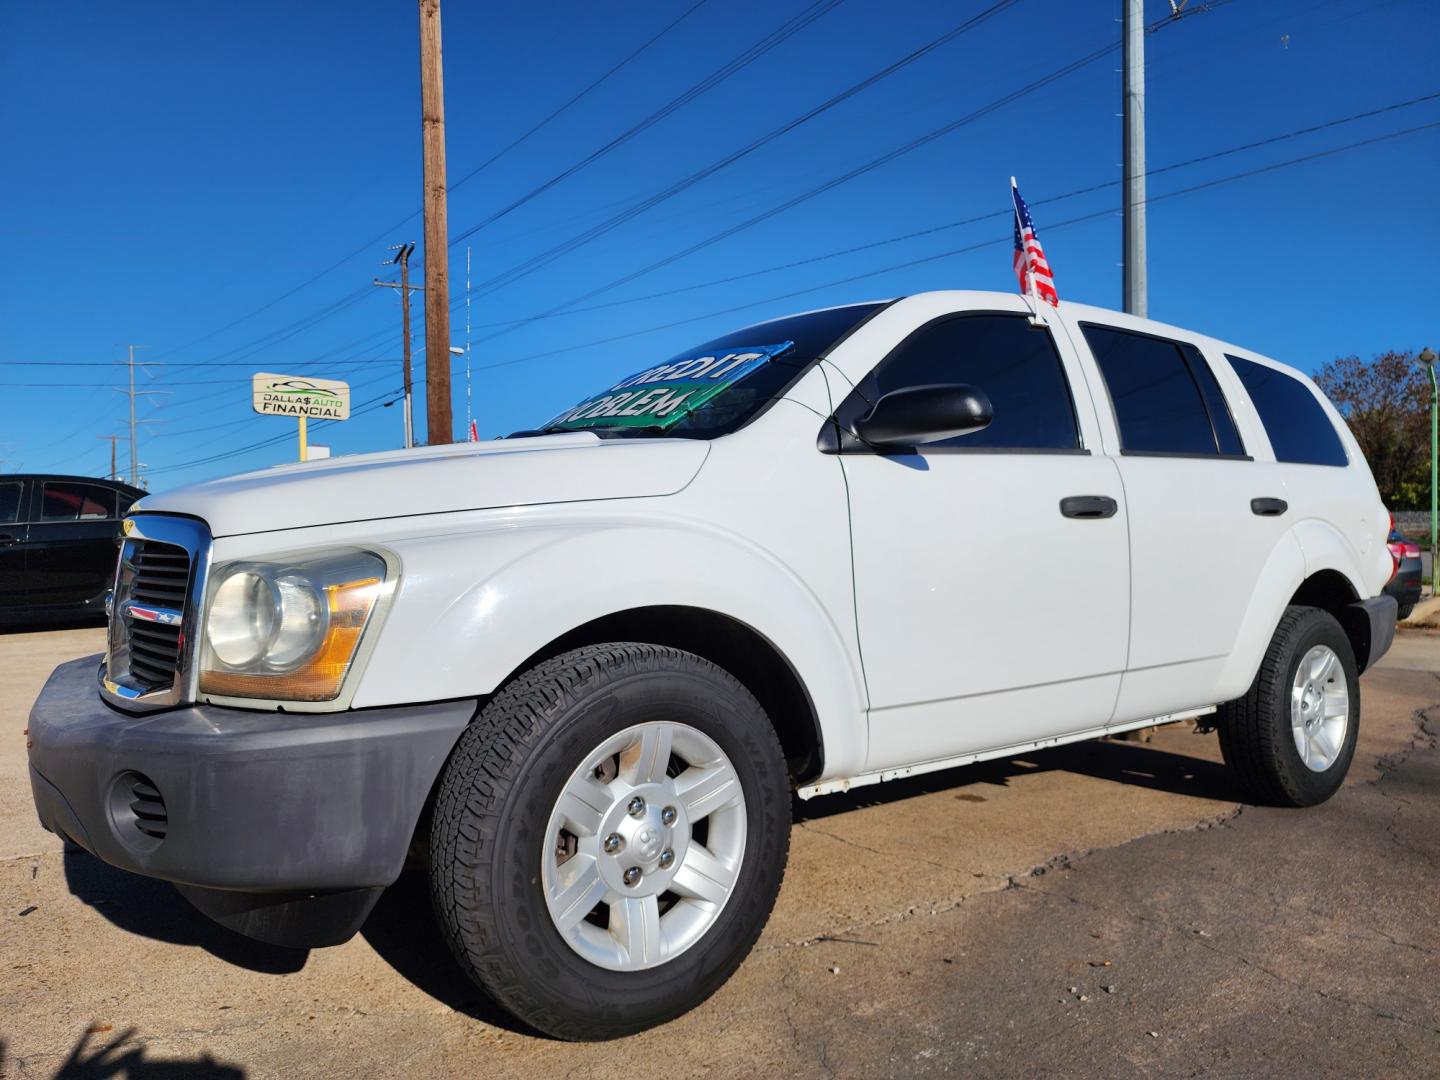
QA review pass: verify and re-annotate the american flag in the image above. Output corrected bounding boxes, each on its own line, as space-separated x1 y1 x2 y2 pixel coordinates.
1011 178 1058 306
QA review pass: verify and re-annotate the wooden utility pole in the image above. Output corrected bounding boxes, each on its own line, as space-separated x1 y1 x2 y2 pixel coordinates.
372 242 420 448
96 434 121 480
419 0 453 443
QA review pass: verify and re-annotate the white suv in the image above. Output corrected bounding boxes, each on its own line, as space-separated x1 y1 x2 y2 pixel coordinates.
27 291 1396 1039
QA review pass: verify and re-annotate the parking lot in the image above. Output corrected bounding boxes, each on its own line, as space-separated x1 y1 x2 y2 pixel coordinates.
2 625 1437 1079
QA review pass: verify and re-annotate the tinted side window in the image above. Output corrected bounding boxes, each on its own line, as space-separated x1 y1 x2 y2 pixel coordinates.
0 482 21 524
116 491 140 516
1226 355 1348 466
41 482 114 521
1182 345 1245 457
865 314 1080 450
1082 324 1221 455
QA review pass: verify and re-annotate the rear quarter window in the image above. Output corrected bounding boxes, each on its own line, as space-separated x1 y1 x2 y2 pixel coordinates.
1225 355 1348 467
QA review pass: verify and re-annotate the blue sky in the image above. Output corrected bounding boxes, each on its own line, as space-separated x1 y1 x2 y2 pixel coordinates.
2 0 1437 489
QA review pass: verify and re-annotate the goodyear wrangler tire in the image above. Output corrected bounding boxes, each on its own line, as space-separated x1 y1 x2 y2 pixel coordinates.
1216 605 1359 807
429 643 791 1040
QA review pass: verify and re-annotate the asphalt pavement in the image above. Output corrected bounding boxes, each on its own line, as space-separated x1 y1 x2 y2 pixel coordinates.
1 625 1436 1079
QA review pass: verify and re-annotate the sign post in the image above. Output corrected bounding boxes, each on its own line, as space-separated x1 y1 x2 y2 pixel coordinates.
251 373 351 461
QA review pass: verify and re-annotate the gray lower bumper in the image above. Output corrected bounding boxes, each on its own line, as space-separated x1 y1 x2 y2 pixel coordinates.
28 654 474 945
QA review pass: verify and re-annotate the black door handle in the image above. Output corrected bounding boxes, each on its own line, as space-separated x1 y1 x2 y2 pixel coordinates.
1060 495 1118 519
1251 497 1288 517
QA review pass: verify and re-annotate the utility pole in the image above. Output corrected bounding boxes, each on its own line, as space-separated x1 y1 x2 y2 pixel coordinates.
373 243 420 448
117 346 163 489
96 434 122 480
1122 0 1147 317
419 0 453 444
1421 346 1438 595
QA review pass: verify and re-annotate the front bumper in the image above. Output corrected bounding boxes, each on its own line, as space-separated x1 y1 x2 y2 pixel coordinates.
28 654 474 946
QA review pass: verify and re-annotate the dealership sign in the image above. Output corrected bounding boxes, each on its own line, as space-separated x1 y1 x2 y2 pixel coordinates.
251 373 351 420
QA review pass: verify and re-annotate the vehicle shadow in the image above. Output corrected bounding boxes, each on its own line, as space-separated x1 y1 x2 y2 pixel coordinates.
61 851 308 975
0 1026 246 1079
358 871 543 1037
793 726 1242 823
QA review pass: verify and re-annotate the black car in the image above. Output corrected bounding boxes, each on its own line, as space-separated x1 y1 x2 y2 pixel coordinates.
0 474 145 626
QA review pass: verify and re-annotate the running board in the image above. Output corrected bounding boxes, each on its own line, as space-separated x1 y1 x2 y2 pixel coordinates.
795 706 1219 800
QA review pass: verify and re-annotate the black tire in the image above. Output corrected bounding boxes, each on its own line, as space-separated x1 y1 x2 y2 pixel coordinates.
1397 602 1414 622
429 643 791 1040
1216 605 1359 807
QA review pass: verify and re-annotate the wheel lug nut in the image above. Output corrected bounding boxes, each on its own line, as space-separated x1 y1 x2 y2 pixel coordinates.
661 805 677 826
658 849 675 870
603 833 624 854
623 866 642 887
627 796 646 818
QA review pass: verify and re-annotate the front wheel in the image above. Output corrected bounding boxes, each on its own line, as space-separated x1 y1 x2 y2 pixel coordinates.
429 643 791 1040
1216 605 1359 807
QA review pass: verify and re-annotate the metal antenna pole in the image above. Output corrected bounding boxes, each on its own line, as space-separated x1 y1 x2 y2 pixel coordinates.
465 245 472 440
1122 0 1147 317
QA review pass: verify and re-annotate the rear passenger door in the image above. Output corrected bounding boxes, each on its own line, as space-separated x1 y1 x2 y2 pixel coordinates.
25 480 122 609
0 480 30 611
1066 319 1290 722
835 310 1130 771
1223 352 1368 571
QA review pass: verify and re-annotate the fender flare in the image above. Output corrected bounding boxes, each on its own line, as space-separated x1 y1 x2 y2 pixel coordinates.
1215 519 1375 702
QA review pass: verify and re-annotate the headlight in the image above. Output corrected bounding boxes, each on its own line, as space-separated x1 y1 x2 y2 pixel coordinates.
199 548 393 703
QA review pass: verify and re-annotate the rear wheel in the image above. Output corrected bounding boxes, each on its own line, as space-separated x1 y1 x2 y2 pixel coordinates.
1397 601 1414 622
1216 605 1359 807
429 643 791 1040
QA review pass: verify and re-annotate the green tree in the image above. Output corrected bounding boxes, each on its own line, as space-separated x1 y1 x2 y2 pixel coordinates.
1314 350 1430 508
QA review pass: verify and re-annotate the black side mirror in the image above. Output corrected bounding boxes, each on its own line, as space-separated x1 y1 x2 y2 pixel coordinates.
850 383 993 449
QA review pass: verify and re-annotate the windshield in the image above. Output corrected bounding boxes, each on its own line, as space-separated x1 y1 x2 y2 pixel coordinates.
517 302 889 441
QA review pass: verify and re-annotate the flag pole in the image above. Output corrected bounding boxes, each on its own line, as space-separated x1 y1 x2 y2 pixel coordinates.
1012 176 1044 326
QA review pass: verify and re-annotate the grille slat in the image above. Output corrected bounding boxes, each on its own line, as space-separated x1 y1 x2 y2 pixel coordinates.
128 776 169 840
112 537 193 694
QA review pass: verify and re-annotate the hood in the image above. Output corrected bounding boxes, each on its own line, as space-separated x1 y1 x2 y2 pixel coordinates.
133 432 709 537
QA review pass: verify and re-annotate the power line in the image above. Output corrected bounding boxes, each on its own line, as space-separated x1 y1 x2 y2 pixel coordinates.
447 0 847 250
466 35 1129 349
454 89 1440 332
454 0 1021 299
464 118 1440 376
148 116 1436 481
150 4 713 362
142 0 840 387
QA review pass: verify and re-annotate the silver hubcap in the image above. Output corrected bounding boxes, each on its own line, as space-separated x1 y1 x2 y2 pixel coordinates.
541 721 746 972
1290 644 1349 773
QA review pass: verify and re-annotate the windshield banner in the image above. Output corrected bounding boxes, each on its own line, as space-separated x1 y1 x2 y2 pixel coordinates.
547 341 795 431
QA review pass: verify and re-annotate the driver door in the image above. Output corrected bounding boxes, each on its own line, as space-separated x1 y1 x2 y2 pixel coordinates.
833 311 1130 772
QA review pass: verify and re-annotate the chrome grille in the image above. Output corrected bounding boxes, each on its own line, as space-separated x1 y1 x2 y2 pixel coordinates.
130 546 191 608
102 515 211 710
